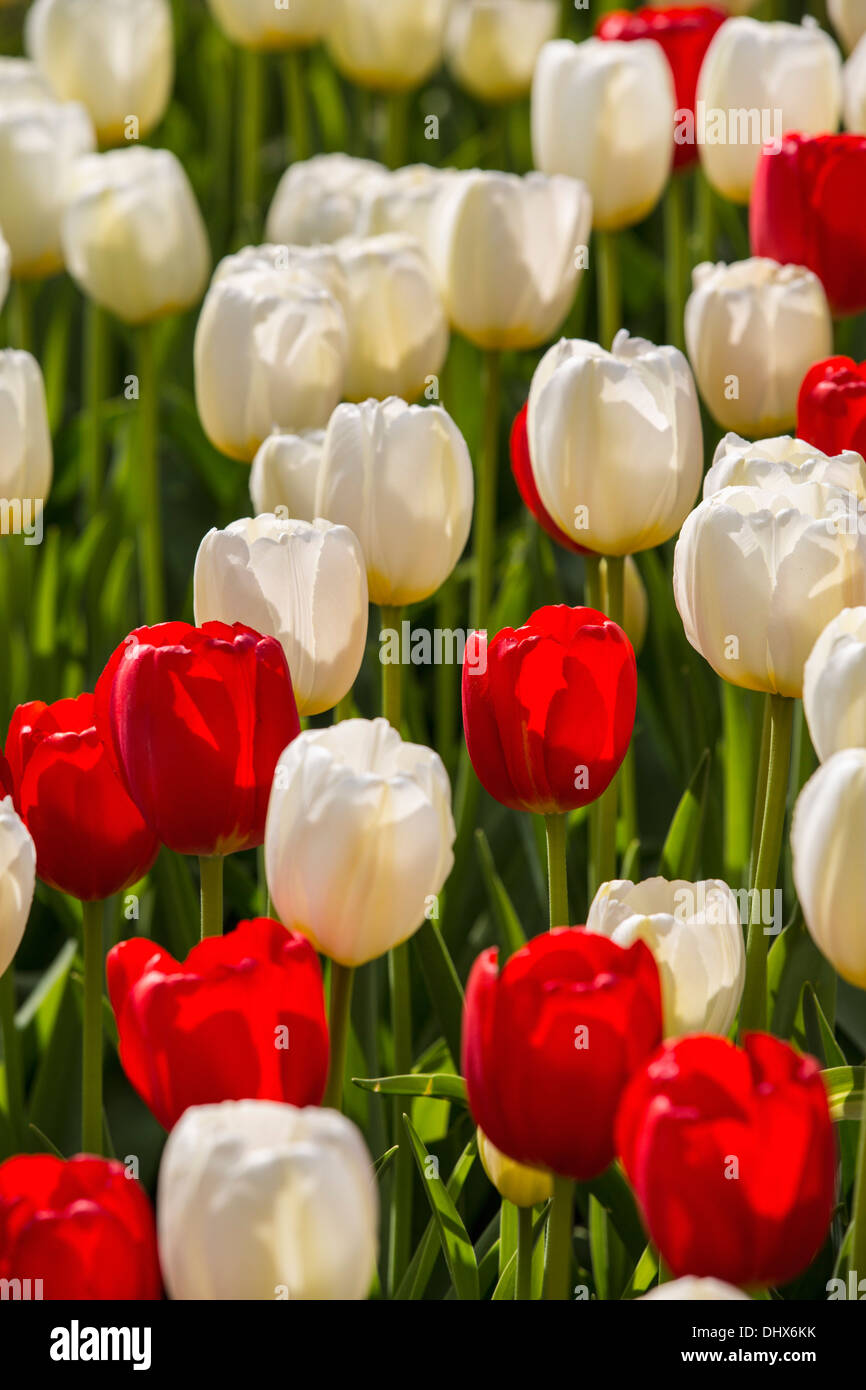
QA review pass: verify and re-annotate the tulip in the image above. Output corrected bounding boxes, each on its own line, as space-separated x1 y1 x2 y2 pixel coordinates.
792 747 866 987
476 1129 553 1209
617 1033 836 1286
685 258 832 436
214 240 348 304
158 1100 378 1300
0 1154 161 1299
194 515 369 718
0 350 53 521
249 429 324 520
356 164 453 277
445 0 559 104
95 621 300 861
798 356 866 459
750 133 866 318
829 0 866 53
532 38 674 232
697 18 842 205
597 6 726 170
0 796 35 979
195 265 348 461
107 917 329 1130
803 608 866 763
335 234 448 402
25 0 173 146
326 0 448 92
0 99 95 280
527 331 703 556
704 430 866 501
317 398 474 607
0 56 55 106
265 153 388 247
640 1277 751 1300
266 718 455 967
206 0 332 50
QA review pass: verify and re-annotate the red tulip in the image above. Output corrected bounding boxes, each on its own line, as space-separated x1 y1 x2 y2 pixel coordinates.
510 403 586 556
751 133 866 318
0 1154 161 1299
0 752 13 799
463 928 662 1180
798 355 866 459
597 6 726 169
95 621 300 857
107 916 329 1130
4 694 158 901
617 1033 836 1287
462 604 636 813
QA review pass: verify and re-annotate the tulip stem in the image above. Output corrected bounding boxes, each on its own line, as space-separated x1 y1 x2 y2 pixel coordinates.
584 553 603 611
199 855 224 940
850 1089 866 1285
695 165 716 264
740 693 793 1036
596 231 620 352
384 91 408 171
664 172 688 352
380 606 403 730
323 962 355 1111
136 321 165 624
595 554 626 891
471 349 502 631
284 49 310 164
11 279 33 354
83 299 109 515
516 1205 533 1300
81 900 104 1155
543 1175 574 1300
723 682 755 888
544 813 569 929
238 49 264 244
0 967 25 1150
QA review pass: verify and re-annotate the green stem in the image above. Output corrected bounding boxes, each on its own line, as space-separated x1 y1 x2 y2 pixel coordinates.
723 682 754 888
238 48 264 243
384 90 408 170
323 962 355 1110
584 553 603 611
81 900 104 1155
334 692 354 722
471 349 502 631
664 173 688 353
435 575 459 772
284 48 310 164
11 279 33 354
199 855 224 940
748 695 771 885
594 555 625 891
136 321 164 623
850 1091 866 1285
380 605 403 730
0 967 24 1150
543 1175 574 1300
695 165 716 265
83 298 109 515
740 693 794 1036
595 231 620 352
516 1204 533 1300
544 813 569 930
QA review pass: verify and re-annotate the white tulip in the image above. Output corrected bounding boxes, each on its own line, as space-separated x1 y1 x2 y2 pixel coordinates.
356 165 454 275
532 38 674 231
697 18 842 204
194 514 368 718
266 719 455 966
214 242 348 306
685 259 832 436
704 432 866 501
206 0 333 50
843 30 866 129
674 481 866 698
0 350 53 520
429 169 592 349
61 147 211 324
335 234 448 402
327 0 449 92
194 267 348 461
446 0 559 103
0 57 55 106
0 798 36 980
0 99 95 278
0 227 9 315
792 748 866 987
830 0 866 53
641 1277 750 1301
158 1100 378 1301
527 330 703 556
318 398 474 606
250 429 325 520
25 0 173 146
266 154 388 247
803 607 866 763
586 877 745 1037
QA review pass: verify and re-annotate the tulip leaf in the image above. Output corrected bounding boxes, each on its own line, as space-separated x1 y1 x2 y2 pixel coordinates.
658 748 711 881
474 828 527 959
397 1136 477 1300
27 1123 64 1159
353 1073 468 1105
579 1162 647 1261
621 1243 660 1300
822 1066 864 1123
403 1116 480 1301
769 910 836 1043
490 1206 549 1301
802 985 847 1071
412 920 464 1066
374 1144 399 1179
588 1192 630 1301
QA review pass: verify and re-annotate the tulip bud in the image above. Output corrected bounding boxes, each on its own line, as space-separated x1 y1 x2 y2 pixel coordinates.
327 0 449 92
318 398 473 606
194 515 369 718
0 56 55 106
266 719 456 966
793 748 866 987
429 169 592 349
528 331 703 556
829 0 866 53
158 1100 378 1301
685 258 832 436
336 234 448 402
674 481 866 697
446 0 559 103
194 266 348 461
704 431 866 501
0 349 53 524
0 99 95 279
586 876 745 1036
0 796 36 979
62 148 211 325
697 18 842 204
250 429 324 520
25 0 173 147
476 1128 553 1209
206 0 333 50
532 37 674 230
803 608 866 763
640 1277 751 1301
266 154 388 247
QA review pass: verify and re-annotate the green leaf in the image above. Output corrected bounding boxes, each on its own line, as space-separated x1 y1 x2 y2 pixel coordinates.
412 919 464 1066
823 1066 864 1123
622 1243 660 1300
658 749 711 881
802 985 847 1071
475 828 527 959
397 1137 477 1300
353 1073 468 1105
769 911 836 1042
403 1116 480 1301
579 1162 647 1260
588 1192 629 1301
